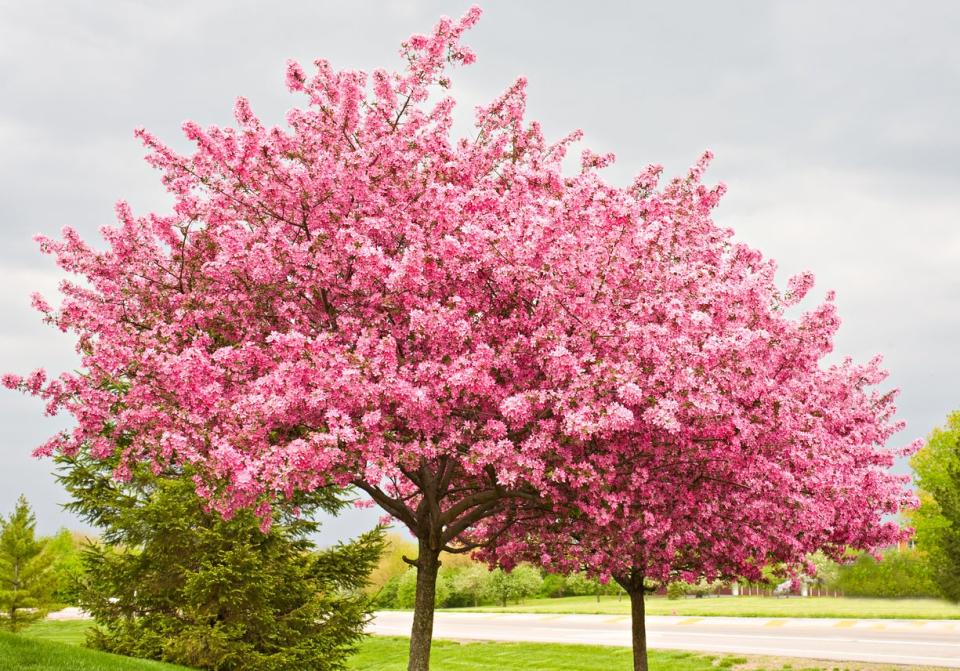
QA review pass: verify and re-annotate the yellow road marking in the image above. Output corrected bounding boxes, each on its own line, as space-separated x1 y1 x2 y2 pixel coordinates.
833 620 858 628
678 617 703 625
764 619 789 627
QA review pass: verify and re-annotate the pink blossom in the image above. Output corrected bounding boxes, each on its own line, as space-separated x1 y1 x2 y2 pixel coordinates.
3 9 914 668
1 373 22 390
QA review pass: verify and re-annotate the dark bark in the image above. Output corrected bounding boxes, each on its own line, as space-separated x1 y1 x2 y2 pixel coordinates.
407 540 442 671
628 587 648 671
356 462 538 671
615 569 649 671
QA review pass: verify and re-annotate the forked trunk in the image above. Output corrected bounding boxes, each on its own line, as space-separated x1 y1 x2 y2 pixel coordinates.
407 541 442 671
615 569 648 671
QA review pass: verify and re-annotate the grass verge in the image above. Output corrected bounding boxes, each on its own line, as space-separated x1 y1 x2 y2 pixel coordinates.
4 620 952 671
0 629 189 671
350 636 949 671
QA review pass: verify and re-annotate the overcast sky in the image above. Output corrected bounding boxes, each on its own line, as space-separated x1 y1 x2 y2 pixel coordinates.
1 1 958 543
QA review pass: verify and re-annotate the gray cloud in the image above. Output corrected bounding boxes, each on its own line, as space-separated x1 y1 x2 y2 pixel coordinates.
1 0 958 540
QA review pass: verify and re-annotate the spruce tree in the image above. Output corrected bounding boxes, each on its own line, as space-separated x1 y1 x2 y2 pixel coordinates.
0 495 57 631
57 452 383 671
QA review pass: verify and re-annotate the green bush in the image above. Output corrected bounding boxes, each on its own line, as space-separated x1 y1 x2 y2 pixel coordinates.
45 529 85 606
445 565 491 607
374 574 402 608
666 582 686 600
562 572 599 597
835 548 939 598
481 565 543 606
539 573 569 598
665 580 719 599
395 567 450 608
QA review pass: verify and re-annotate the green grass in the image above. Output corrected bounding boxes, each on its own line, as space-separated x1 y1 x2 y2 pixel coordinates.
6 620 952 671
445 595 960 619
19 619 92 645
11 626 739 671
347 636 746 671
0 629 190 671
345 637 943 671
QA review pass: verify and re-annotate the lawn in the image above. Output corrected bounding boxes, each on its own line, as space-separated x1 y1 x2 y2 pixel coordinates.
3 621 952 671
9 626 747 671
0 629 189 671
19 619 93 645
445 595 960 619
347 637 946 671
348 636 745 671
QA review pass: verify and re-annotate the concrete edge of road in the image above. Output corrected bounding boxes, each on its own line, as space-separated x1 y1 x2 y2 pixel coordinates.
377 610 960 631
372 611 960 668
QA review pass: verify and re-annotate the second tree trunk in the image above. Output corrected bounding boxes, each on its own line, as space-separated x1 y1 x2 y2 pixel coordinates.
406 542 441 671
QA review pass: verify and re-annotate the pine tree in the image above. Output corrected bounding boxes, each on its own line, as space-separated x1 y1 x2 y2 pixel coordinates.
56 452 384 671
0 495 57 631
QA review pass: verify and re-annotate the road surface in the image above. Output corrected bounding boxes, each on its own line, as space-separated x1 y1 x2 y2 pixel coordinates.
371 611 960 668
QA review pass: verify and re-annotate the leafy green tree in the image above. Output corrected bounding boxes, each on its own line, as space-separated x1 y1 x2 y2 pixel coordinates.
538 573 568 598
562 571 598 597
0 495 58 631
481 565 543 607
57 451 383 671
664 580 719 600
834 548 939 598
396 567 450 609
911 411 960 601
367 533 418 596
374 574 402 609
45 529 85 606
447 565 492 607
560 571 622 601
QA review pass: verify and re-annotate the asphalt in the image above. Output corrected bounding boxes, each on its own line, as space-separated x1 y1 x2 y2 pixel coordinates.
370 611 960 668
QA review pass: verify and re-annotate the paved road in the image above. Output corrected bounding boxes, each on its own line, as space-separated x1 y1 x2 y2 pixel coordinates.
371 611 960 668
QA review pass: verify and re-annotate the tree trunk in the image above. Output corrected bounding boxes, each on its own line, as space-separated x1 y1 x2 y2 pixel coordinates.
615 570 649 671
407 541 442 671
627 587 648 671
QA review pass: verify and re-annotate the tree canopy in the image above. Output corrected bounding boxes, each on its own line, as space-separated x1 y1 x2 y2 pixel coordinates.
911 411 960 601
4 6 916 671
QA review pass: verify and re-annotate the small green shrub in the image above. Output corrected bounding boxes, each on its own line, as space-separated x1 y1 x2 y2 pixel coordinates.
834 548 939 598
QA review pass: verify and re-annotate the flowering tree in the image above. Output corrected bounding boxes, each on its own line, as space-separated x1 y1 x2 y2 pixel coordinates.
3 7 916 671
1 7 605 668
479 162 918 671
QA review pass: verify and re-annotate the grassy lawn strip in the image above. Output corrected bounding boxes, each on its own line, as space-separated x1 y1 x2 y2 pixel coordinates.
349 636 742 670
349 637 948 671
7 621 953 671
19 619 92 645
443 595 960 619
0 629 190 671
